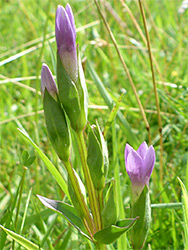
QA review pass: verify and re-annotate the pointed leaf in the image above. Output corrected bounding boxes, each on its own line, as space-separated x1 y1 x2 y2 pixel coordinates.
130 185 151 250
0 225 43 250
94 217 138 244
87 124 104 190
37 195 91 240
18 129 70 201
22 150 29 163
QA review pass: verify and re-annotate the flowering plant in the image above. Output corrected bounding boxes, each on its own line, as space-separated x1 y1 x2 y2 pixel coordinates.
26 3 156 250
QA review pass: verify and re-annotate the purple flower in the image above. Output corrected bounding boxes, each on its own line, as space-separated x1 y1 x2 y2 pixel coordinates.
55 4 77 83
41 63 58 100
125 142 155 202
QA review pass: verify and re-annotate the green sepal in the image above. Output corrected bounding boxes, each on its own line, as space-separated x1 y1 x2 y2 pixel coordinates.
102 182 117 228
68 170 87 218
76 48 88 126
94 217 138 244
95 121 109 178
37 195 91 241
57 52 86 131
130 185 151 250
43 89 70 162
87 124 105 190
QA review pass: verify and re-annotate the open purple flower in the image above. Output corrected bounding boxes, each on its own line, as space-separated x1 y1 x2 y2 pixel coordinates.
41 63 58 100
55 4 77 83
125 142 155 202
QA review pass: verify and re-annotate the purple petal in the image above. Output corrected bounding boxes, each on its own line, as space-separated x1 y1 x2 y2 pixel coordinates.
143 145 155 185
137 141 148 160
65 4 76 39
126 150 144 185
41 64 58 99
125 143 134 166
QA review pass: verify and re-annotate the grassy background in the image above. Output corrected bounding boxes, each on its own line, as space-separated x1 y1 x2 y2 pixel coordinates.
0 0 188 249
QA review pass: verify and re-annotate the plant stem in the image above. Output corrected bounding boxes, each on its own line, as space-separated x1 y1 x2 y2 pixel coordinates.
76 130 102 232
63 160 94 236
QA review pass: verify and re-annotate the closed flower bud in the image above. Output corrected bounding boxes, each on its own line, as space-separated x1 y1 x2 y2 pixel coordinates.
41 63 58 100
41 64 70 162
55 4 88 132
55 4 77 83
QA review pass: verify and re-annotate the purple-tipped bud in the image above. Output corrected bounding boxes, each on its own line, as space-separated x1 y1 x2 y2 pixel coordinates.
125 142 155 202
41 63 58 100
55 4 77 83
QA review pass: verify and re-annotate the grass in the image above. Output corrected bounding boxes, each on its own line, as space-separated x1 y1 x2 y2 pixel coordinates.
0 0 188 249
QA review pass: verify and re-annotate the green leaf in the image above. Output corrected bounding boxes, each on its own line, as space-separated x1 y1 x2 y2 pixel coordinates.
24 156 36 166
87 124 105 190
87 61 139 148
102 182 117 228
130 186 151 250
94 218 138 244
22 150 29 163
37 195 91 241
0 225 43 250
178 177 188 249
18 128 70 201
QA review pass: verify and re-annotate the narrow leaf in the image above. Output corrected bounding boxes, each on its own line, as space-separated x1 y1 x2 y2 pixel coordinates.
0 225 43 250
37 195 91 241
18 128 70 200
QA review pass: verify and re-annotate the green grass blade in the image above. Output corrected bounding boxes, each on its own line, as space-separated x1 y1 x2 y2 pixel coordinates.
0 225 43 250
178 177 188 249
20 188 32 234
17 128 70 201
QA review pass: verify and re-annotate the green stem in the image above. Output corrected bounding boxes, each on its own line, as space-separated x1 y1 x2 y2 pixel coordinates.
63 160 94 236
76 130 102 232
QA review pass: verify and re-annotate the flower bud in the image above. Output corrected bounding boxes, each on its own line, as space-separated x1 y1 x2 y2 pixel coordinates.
41 64 70 162
41 63 58 100
55 4 77 83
